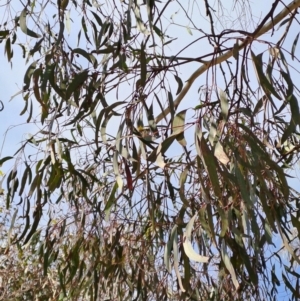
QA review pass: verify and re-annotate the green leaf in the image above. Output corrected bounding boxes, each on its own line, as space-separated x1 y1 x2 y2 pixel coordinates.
232 42 239 60
155 144 165 168
277 18 290 29
291 32 299 60
48 64 66 99
164 225 177 273
280 94 299 144
133 3 149 35
219 89 229 119
91 11 103 26
282 272 298 296
185 214 196 239
0 30 10 38
0 156 13 166
104 182 118 220
19 164 30 196
66 70 89 100
253 95 266 115
153 25 163 38
174 75 183 95
172 110 187 146
147 134 176 162
5 37 12 62
27 99 33 123
23 204 42 245
19 9 41 38
173 228 185 292
195 127 222 198
23 61 37 91
100 112 112 144
186 26 192 35
168 91 175 121
6 209 18 247
183 238 209 263
29 37 44 56
235 160 251 206
214 142 229 165
218 206 229 237
146 103 159 137
81 16 91 44
183 214 209 263
208 119 217 146
72 48 97 66
221 240 239 290
140 42 147 87
251 51 282 100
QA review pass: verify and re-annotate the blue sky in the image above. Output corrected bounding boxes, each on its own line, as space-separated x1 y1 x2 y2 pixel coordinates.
0 0 299 299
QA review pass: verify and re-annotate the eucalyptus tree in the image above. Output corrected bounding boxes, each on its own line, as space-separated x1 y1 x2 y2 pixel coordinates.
1 0 300 300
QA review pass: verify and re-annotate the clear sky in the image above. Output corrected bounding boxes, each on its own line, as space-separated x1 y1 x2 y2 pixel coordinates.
0 1 299 299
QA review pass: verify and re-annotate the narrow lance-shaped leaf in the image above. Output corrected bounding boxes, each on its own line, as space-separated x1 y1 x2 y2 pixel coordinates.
251 51 282 100
291 32 299 60
168 91 175 121
132 2 149 35
183 214 209 263
5 37 12 62
172 110 187 147
72 48 97 66
173 228 186 292
6 209 18 248
147 103 159 137
155 143 165 169
221 240 240 290
214 141 230 165
0 30 10 38
19 9 41 38
174 75 183 95
164 225 177 273
140 42 147 87
104 181 118 220
66 70 89 100
196 129 222 198
219 89 229 120
23 61 37 91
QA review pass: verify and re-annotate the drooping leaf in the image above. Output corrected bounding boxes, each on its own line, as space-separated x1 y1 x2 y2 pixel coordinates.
155 143 166 168
172 110 187 146
251 51 282 100
168 91 175 121
195 127 222 198
72 48 97 66
0 30 10 38
164 225 177 273
19 9 41 38
5 37 12 62
0 156 14 166
23 61 37 91
214 141 230 165
173 228 185 292
221 240 240 290
66 70 89 100
291 32 300 60
174 75 183 95
183 214 209 263
219 89 229 120
140 42 147 87
183 238 209 263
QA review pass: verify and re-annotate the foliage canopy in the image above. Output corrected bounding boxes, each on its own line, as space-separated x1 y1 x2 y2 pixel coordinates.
1 0 300 300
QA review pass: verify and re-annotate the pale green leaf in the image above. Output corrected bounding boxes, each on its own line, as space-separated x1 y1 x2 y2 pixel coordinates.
19 9 41 38
183 238 209 263
221 240 240 290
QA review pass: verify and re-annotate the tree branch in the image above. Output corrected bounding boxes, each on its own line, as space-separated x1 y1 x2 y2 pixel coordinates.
155 0 300 123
